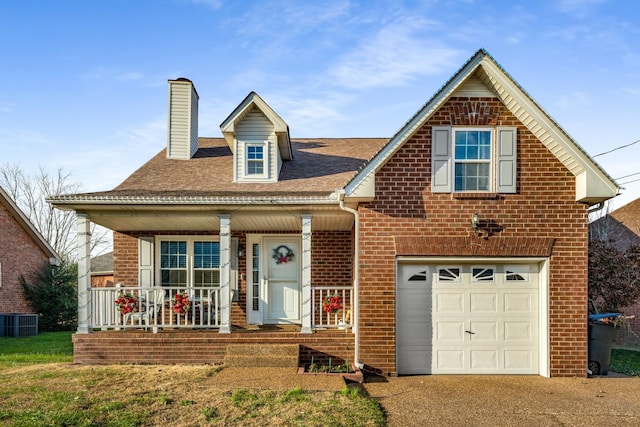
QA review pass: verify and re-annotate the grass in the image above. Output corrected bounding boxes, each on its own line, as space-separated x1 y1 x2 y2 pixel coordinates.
0 332 385 426
0 331 73 366
611 348 640 376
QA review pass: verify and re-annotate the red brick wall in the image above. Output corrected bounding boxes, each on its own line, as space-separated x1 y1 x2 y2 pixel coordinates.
112 230 352 329
357 97 588 377
0 204 50 313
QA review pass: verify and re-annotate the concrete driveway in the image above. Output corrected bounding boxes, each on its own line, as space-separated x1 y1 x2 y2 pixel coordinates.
362 375 640 426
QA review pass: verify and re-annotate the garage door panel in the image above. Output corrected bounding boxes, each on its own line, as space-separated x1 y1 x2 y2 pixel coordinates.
435 293 464 312
504 293 533 312
470 350 498 369
469 321 497 341
398 263 540 375
436 321 465 341
435 350 464 370
470 293 498 312
504 321 532 341
504 350 533 369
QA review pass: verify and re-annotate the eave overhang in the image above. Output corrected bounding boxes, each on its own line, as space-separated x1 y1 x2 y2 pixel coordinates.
47 193 351 232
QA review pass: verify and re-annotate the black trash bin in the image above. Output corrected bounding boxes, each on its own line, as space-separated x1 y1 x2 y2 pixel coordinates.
587 313 621 375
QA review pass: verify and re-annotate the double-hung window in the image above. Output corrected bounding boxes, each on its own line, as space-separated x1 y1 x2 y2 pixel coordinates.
246 144 265 176
159 238 220 291
454 129 492 191
432 126 517 194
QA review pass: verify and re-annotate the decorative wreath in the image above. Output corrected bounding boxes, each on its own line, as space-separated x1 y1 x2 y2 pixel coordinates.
272 245 295 264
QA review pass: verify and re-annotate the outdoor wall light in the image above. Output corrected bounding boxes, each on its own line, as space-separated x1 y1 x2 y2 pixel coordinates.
471 213 480 231
237 243 244 257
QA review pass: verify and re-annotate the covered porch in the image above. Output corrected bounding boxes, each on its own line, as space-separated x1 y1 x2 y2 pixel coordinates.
73 201 358 344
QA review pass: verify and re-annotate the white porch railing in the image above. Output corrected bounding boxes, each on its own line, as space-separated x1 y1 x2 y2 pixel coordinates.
91 285 221 332
311 286 353 329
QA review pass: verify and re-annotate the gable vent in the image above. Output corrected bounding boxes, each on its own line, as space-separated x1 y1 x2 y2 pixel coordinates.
167 78 199 160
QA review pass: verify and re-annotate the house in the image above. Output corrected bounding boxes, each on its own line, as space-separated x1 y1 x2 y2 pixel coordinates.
91 252 114 288
590 198 640 348
0 185 60 314
49 49 618 377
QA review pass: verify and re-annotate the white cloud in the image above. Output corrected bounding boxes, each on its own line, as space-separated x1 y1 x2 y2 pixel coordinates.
329 18 462 89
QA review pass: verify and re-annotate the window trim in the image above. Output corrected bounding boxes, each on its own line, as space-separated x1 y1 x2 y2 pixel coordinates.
453 128 493 192
242 140 268 180
156 236 221 289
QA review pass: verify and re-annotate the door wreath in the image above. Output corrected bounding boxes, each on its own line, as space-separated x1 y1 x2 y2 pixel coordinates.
272 245 295 264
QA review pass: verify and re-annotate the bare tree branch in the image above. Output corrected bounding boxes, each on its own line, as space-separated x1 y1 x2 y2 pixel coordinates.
0 163 111 261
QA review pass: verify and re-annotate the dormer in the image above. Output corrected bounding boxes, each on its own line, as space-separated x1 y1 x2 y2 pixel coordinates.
220 92 292 183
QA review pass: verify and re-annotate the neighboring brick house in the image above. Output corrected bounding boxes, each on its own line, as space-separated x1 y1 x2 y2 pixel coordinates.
50 49 618 377
91 252 114 288
0 185 60 313
590 198 640 348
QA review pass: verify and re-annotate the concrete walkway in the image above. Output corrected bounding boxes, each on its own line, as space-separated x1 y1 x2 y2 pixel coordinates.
362 374 640 426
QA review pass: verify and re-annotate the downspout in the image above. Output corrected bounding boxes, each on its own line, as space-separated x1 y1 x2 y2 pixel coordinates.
587 201 605 214
338 190 363 370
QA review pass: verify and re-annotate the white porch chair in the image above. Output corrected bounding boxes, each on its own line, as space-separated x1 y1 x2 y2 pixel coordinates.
125 288 165 328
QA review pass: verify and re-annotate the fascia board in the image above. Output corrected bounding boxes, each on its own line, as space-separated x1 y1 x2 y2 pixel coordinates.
345 53 484 197
481 58 618 202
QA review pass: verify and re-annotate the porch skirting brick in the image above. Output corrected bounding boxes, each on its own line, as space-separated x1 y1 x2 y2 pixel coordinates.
72 331 355 366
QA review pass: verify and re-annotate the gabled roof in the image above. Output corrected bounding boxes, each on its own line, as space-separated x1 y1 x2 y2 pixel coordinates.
345 48 619 206
0 185 60 263
220 91 293 160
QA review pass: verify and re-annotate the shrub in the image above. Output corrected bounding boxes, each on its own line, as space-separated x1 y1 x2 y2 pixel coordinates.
589 240 640 313
20 262 78 331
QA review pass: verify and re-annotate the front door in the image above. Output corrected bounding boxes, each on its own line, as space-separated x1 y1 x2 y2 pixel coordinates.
264 238 300 323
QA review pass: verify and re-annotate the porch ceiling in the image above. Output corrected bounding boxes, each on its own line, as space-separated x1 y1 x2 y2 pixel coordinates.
83 206 355 232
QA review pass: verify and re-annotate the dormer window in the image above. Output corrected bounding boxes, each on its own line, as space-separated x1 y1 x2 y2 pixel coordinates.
247 143 265 175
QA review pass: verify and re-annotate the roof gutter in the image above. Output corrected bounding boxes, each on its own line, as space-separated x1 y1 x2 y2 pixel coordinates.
337 190 363 370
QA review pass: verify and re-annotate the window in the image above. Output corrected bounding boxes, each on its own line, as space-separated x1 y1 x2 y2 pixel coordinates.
506 265 530 282
431 126 517 194
159 238 220 289
454 130 491 191
437 267 461 282
246 144 264 175
472 267 495 282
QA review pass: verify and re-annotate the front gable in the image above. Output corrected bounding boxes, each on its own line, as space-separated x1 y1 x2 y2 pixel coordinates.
345 49 618 206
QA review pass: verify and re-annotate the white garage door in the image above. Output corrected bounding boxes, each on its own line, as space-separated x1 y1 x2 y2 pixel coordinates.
397 263 539 375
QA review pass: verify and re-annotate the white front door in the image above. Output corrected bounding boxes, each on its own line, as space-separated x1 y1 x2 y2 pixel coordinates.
264 238 300 323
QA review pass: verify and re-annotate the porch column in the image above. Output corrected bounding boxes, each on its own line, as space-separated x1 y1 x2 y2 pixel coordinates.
219 214 231 333
301 215 312 333
76 213 91 334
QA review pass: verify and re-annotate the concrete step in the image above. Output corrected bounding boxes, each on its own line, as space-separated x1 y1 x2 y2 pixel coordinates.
225 344 299 368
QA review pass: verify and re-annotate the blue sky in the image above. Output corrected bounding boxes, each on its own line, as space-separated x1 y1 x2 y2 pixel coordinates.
1 0 639 210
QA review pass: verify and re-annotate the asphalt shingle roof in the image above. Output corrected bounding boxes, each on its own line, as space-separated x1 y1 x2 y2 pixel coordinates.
80 137 388 200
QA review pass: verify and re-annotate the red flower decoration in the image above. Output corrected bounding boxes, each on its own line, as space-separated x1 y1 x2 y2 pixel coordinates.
323 294 343 314
173 291 190 314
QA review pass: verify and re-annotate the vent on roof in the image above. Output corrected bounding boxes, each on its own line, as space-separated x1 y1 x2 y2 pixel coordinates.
167 78 199 160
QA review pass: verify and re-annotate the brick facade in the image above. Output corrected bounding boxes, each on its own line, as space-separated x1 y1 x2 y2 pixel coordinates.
357 97 588 377
0 204 50 313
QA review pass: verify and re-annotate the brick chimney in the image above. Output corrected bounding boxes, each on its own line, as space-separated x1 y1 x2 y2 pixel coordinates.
167 78 199 160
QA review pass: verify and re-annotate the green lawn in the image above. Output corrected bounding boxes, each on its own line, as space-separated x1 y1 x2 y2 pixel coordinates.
0 331 73 366
0 332 385 426
611 348 640 377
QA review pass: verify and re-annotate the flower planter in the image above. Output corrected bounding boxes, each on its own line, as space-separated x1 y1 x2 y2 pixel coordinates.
298 364 363 383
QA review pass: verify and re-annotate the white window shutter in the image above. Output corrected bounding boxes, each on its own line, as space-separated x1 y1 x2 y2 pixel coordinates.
138 237 154 287
497 127 517 193
431 126 452 193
